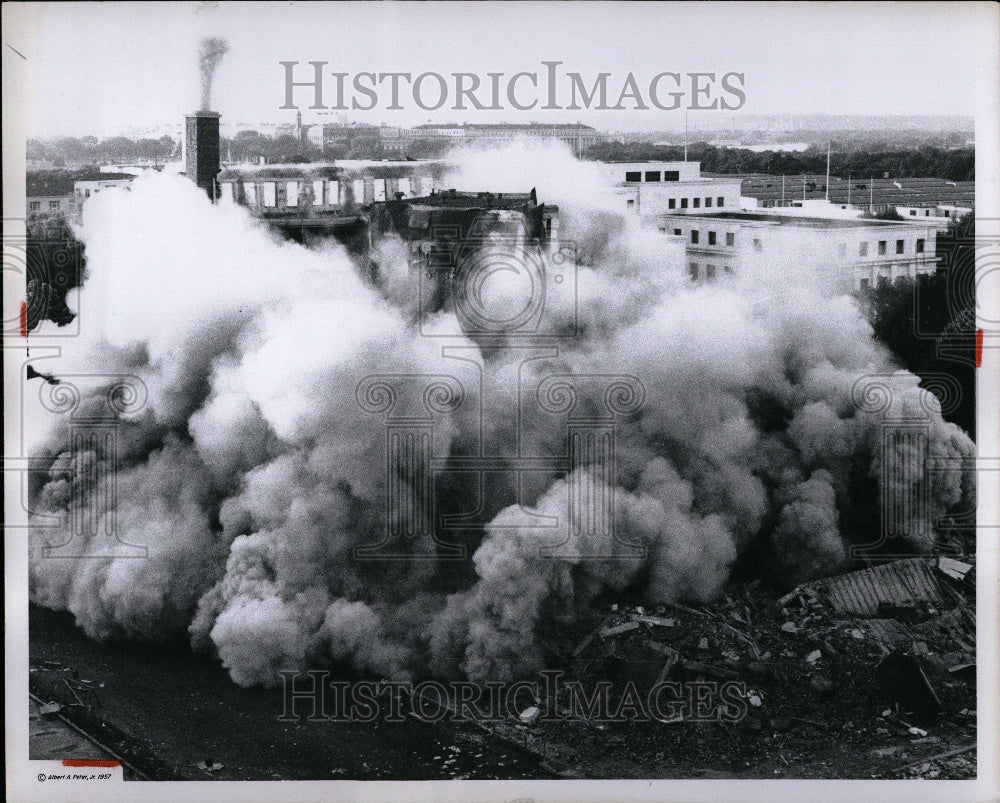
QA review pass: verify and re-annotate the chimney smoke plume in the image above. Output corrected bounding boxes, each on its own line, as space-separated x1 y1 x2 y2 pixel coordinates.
199 37 229 111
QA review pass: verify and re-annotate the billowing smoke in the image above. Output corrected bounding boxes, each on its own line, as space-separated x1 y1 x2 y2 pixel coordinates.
199 37 229 111
28 144 975 690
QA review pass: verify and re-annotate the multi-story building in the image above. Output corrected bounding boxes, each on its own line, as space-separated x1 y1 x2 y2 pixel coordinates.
217 162 445 213
27 176 75 218
73 175 135 203
27 172 135 220
602 161 743 217
654 211 940 291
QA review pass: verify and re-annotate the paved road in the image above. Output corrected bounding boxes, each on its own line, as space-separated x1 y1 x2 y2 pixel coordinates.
29 604 553 781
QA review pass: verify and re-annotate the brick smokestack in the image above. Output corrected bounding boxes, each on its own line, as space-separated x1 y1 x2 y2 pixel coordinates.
185 111 221 200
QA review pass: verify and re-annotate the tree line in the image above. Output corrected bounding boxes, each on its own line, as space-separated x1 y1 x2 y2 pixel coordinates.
28 136 178 166
584 142 974 182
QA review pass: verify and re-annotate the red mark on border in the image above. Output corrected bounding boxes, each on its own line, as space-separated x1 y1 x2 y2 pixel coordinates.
975 328 983 368
62 760 119 768
20 301 28 337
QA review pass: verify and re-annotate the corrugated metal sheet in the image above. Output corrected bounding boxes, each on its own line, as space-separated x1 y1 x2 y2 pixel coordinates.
805 558 943 617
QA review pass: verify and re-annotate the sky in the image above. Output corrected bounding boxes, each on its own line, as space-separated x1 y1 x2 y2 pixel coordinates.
3 1 998 138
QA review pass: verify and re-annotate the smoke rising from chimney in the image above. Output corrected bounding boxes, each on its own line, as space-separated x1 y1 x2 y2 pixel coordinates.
199 37 230 111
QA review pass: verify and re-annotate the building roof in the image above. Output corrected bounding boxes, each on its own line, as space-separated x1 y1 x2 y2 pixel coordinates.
714 173 975 208
795 558 944 617
26 177 75 197
674 211 927 229
27 170 135 197
408 189 539 208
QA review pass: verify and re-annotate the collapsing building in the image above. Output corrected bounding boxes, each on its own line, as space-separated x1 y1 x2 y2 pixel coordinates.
370 189 559 319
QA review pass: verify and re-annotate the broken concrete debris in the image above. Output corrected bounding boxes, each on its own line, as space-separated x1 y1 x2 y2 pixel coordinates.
559 556 973 737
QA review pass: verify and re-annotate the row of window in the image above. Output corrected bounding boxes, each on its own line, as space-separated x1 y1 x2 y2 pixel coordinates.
671 228 736 247
689 262 734 280
669 196 726 210
669 228 927 258
28 200 63 211
626 170 681 182
855 238 925 257
858 274 916 291
229 177 434 208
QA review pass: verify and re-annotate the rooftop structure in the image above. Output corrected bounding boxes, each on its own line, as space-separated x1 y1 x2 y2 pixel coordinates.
729 173 974 217
602 161 743 216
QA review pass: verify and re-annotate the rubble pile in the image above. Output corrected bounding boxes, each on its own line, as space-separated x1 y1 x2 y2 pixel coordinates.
493 556 977 777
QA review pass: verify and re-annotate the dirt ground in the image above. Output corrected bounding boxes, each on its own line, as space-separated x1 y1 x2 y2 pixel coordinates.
28 564 976 783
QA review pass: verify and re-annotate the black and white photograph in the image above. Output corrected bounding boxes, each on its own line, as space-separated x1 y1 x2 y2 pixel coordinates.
4 3 998 801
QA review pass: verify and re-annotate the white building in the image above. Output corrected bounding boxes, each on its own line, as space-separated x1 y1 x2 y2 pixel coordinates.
601 161 743 217
73 176 134 202
654 211 940 291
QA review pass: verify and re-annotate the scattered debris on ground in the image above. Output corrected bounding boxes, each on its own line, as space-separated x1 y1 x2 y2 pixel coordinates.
475 555 976 778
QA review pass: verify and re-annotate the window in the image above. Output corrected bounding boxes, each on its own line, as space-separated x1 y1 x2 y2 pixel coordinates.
691 230 699 244
753 238 763 252
878 240 886 255
673 228 682 236
717 196 724 207
625 171 641 182
916 238 925 254
689 262 699 280
29 201 40 211
668 198 676 209
262 182 277 207
49 200 61 210
706 264 717 279
705 197 713 208
859 278 871 291
859 242 868 256
680 198 688 209
910 210 917 216
85 189 91 198
693 197 701 208
724 265 733 274
708 231 717 245
877 275 889 288
312 180 324 206
626 199 635 208
896 239 904 254
838 243 847 257
645 171 661 182
726 232 735 246
244 182 257 204
663 170 679 181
